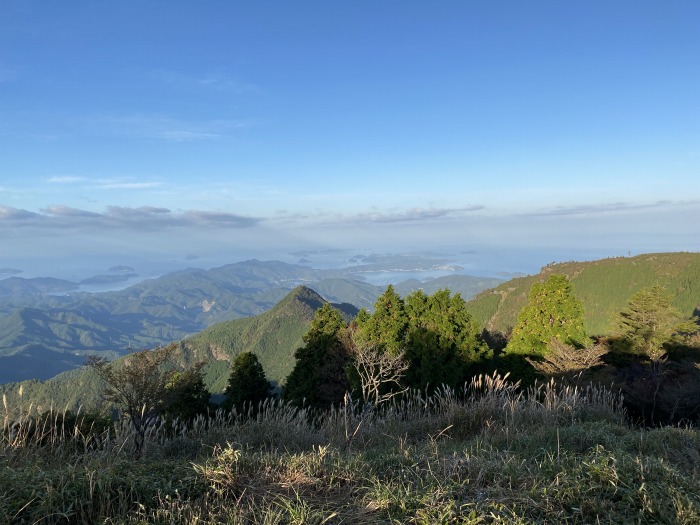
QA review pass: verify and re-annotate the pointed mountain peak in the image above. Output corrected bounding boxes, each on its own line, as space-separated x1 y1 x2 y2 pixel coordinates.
273 286 326 317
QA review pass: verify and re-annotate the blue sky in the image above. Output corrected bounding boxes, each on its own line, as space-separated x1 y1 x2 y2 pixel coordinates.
1 1 699 277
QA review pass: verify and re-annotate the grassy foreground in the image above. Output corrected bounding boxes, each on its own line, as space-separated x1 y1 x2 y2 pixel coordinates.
3 375 700 524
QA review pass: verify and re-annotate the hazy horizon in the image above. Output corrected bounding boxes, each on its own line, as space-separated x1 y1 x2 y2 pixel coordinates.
2 2 698 276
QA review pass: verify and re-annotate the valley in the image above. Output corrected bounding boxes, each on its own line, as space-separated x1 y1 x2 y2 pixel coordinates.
0 256 501 383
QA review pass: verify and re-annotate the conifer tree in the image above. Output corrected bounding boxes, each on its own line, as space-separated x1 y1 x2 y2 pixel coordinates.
353 285 408 355
403 289 490 389
617 285 699 362
222 352 271 413
506 274 587 356
283 303 352 409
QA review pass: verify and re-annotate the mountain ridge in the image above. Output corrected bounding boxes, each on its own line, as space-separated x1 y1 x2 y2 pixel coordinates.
0 286 346 413
0 259 498 383
2 252 700 413
467 252 700 336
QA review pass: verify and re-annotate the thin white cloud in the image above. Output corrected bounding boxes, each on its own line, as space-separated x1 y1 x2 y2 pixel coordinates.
46 176 86 184
161 130 222 142
45 176 163 190
95 181 163 190
149 69 258 94
106 205 170 216
182 209 259 227
0 206 41 221
41 205 102 218
357 206 485 224
0 204 261 230
274 205 485 225
523 200 694 218
80 114 252 142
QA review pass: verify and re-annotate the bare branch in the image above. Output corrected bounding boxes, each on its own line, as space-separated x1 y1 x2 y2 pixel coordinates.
527 339 608 384
87 347 176 458
353 345 409 406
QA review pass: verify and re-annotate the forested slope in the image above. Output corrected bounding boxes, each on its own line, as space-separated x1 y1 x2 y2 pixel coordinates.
0 287 340 413
467 252 700 336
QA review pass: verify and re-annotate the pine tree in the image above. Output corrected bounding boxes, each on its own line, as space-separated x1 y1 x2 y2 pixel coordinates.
403 289 490 389
283 303 352 409
506 274 587 356
617 285 699 362
223 352 272 413
353 285 408 356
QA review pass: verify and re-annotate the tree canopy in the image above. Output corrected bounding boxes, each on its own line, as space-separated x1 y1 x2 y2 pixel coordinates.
506 274 587 356
616 285 699 362
403 289 490 390
353 285 408 356
352 287 488 392
222 352 272 413
283 303 353 409
87 344 209 457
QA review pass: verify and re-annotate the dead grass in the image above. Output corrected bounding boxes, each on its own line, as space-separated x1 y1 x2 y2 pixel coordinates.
2 374 699 524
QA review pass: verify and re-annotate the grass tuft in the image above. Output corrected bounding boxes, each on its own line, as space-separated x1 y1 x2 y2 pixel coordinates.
2 374 699 524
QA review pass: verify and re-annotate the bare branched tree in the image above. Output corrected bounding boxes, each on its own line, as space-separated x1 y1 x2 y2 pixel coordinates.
353 345 409 406
527 339 608 384
87 347 175 458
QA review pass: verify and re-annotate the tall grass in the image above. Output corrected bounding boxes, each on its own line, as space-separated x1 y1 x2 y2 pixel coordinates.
2 375 699 524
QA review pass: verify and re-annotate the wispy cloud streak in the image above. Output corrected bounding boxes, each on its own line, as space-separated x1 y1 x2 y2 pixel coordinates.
148 69 258 94
95 182 163 190
274 206 485 225
356 206 485 224
0 205 260 230
75 114 253 142
523 200 697 218
46 176 86 184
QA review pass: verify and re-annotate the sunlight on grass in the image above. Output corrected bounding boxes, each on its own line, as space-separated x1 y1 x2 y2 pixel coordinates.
2 374 699 524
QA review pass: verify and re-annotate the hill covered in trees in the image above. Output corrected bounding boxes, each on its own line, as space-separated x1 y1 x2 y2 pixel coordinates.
3 252 699 424
0 258 499 383
2 253 700 523
467 252 700 337
0 286 344 413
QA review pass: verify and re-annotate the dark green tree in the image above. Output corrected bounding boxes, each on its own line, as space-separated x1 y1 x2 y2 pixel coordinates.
506 274 587 356
222 352 272 413
617 285 699 362
353 285 408 356
283 303 352 409
164 363 211 421
615 286 699 424
403 289 490 390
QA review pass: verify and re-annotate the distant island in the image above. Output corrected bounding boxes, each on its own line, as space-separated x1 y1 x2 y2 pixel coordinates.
80 273 139 285
108 265 136 273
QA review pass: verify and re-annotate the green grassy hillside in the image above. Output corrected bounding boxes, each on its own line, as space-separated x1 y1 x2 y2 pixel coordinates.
467 252 700 336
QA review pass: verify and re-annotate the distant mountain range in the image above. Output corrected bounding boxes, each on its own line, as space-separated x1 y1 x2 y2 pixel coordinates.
0 259 501 383
0 286 333 413
1 252 699 413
